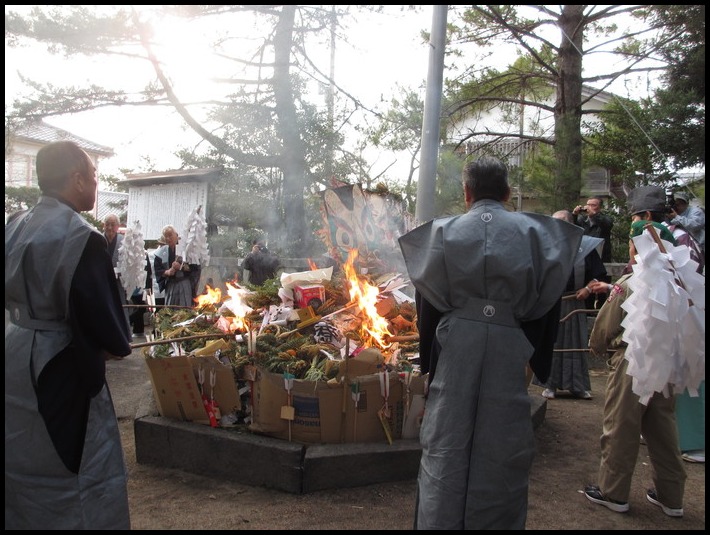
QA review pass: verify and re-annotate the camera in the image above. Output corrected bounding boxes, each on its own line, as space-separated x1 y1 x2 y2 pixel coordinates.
579 207 588 213
665 189 676 214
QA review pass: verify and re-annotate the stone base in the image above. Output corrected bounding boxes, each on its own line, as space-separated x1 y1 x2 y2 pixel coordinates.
134 395 547 494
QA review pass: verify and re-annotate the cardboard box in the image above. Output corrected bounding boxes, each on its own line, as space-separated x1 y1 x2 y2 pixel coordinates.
401 373 427 439
342 371 404 444
250 367 409 445
249 369 342 443
145 355 241 425
336 348 384 380
293 284 325 309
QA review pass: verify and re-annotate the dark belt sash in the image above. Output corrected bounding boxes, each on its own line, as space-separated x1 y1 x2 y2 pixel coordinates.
6 302 69 331
449 296 520 328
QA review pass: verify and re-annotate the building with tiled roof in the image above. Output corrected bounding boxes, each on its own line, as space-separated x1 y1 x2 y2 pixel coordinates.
5 120 114 187
95 190 129 224
5 119 117 220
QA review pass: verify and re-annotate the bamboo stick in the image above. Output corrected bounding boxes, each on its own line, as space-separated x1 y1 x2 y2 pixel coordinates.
643 223 693 305
387 334 420 343
553 348 617 353
123 303 196 309
559 308 599 323
276 302 360 339
320 301 359 320
131 332 231 349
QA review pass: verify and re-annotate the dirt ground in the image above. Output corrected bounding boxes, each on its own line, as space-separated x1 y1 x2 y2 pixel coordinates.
109 353 705 531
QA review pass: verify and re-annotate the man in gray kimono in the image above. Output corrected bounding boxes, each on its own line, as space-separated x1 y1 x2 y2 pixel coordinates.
5 141 132 529
533 210 607 400
399 156 581 529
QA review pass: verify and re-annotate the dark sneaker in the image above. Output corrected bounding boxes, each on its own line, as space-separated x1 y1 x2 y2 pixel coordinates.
572 390 593 400
646 489 683 517
584 485 629 513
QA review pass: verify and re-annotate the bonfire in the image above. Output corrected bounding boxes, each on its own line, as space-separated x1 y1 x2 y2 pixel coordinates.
141 247 420 381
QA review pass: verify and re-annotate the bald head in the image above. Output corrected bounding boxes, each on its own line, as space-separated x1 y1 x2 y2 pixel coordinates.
160 225 179 247
36 140 97 212
553 209 574 224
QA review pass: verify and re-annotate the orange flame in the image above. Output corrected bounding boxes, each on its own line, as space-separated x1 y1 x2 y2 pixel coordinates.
220 281 253 332
307 258 319 271
194 284 222 308
342 249 392 350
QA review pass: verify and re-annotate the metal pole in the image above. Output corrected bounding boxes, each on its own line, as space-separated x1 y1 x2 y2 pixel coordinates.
414 5 448 224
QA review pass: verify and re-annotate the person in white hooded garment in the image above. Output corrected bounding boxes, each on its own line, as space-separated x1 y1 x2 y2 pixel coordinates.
399 156 581 530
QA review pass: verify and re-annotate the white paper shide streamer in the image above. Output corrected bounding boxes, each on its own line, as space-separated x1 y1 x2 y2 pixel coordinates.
621 228 705 405
118 220 147 296
183 205 210 266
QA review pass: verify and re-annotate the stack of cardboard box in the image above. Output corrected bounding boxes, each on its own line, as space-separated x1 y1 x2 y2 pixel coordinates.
146 353 425 444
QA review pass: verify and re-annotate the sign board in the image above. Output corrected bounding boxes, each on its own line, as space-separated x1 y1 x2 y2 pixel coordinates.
127 182 209 241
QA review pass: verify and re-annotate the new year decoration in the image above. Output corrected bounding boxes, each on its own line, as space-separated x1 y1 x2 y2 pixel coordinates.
621 225 705 405
118 220 147 296
183 205 210 266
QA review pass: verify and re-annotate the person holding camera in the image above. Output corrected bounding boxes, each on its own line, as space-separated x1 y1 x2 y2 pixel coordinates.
243 239 280 286
669 191 705 259
572 196 614 263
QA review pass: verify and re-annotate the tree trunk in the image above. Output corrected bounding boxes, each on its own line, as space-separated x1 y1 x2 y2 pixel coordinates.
273 5 310 255
554 5 585 208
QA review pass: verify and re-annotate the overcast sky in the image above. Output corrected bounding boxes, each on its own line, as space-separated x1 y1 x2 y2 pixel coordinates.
7 6 676 182
5 6 435 180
